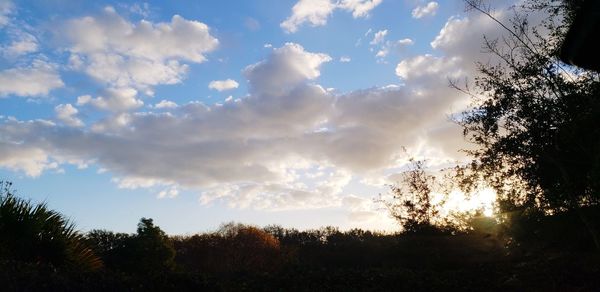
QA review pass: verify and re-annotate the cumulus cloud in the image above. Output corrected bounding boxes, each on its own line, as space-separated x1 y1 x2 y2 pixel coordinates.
0 60 64 97
77 87 143 112
281 0 336 33
339 56 351 62
412 1 438 19
281 0 381 33
0 39 471 210
243 43 331 96
62 6 218 92
396 54 462 81
55 104 84 127
208 79 239 91
0 138 57 177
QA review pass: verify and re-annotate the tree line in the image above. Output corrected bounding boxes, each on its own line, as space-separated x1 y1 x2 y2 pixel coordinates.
2 0 600 290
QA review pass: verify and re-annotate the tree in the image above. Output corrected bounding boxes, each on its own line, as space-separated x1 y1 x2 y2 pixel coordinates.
456 0 600 248
134 217 176 272
0 181 102 271
86 218 175 274
378 160 449 234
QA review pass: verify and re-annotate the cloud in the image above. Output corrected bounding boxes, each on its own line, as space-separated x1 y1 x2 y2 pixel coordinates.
0 135 57 177
281 0 337 33
200 168 351 210
62 6 218 92
0 42 470 210
0 0 13 27
125 2 151 18
158 187 179 199
370 31 413 61
339 56 351 62
152 100 178 109
412 1 438 19
396 54 461 81
76 87 143 112
397 38 414 47
0 59 64 97
370 29 387 45
243 42 331 96
338 0 382 18
2 30 38 57
281 0 381 33
208 79 239 91
55 104 84 127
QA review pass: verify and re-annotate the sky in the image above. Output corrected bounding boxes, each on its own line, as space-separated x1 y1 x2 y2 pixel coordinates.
0 0 516 234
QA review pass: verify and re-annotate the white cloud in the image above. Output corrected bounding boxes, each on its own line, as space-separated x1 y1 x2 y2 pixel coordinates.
208 79 239 91
2 31 38 57
338 0 382 18
281 0 381 33
339 56 351 62
281 0 336 33
0 142 55 177
158 187 179 199
375 48 388 58
76 87 143 112
397 38 414 47
63 6 218 92
0 42 471 210
395 54 461 81
370 29 387 45
370 32 413 60
0 60 64 97
152 100 178 109
55 104 84 127
412 1 438 19
243 42 331 96
264 43 273 48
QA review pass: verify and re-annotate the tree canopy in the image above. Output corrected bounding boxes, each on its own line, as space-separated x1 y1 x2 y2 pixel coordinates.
457 0 600 247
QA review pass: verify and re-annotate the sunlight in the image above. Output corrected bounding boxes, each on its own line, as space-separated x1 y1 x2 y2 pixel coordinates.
437 188 497 217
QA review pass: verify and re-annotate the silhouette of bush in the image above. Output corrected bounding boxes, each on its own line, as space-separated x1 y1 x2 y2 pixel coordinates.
0 181 101 272
86 218 175 274
174 222 282 274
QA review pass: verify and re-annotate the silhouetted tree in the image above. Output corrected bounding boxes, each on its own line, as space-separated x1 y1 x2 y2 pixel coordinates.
456 0 600 248
0 181 101 271
86 218 175 274
134 218 176 272
378 160 450 234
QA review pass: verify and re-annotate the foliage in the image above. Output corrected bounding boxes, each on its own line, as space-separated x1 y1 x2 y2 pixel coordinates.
3 183 599 290
174 222 282 274
86 218 175 274
456 0 600 247
377 160 455 234
0 181 101 271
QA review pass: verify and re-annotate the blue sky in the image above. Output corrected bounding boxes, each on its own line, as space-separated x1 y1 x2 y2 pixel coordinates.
0 0 513 234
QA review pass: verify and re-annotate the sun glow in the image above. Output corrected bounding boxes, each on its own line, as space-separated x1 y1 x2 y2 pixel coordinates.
436 188 497 217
